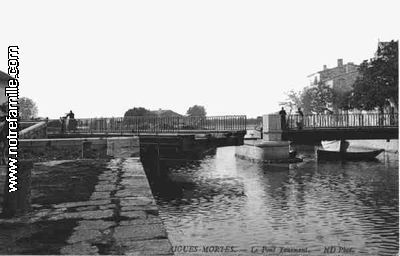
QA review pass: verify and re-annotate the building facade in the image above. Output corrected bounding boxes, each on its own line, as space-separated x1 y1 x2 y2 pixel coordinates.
308 59 360 112
310 59 359 92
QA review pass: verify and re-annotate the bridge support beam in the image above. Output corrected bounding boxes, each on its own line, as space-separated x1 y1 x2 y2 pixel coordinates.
262 114 283 141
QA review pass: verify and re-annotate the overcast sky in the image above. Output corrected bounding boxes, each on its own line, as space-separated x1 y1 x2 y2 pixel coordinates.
0 0 399 118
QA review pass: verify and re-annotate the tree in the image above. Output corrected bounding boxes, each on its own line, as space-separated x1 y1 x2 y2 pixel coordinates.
309 82 333 113
300 86 315 114
350 40 398 111
19 97 38 120
280 90 302 113
186 105 206 117
333 89 352 111
281 83 333 114
124 107 154 117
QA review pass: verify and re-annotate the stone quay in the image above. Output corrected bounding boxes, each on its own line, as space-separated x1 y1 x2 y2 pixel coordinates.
0 157 173 255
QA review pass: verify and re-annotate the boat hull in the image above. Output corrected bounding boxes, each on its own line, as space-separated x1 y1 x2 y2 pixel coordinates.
317 149 384 161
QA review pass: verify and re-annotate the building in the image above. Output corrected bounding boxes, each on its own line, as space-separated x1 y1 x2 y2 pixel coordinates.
150 109 182 117
0 70 13 105
308 59 360 111
309 59 359 91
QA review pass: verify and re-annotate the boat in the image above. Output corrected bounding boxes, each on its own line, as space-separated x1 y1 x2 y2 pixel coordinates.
317 149 384 161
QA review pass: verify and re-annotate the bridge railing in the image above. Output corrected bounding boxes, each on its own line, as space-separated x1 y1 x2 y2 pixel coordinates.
286 112 398 129
48 115 247 134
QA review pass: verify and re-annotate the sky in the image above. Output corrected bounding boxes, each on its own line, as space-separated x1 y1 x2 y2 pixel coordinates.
0 0 399 118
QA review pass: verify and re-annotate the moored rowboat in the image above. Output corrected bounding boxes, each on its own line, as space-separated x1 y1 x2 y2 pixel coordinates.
317 149 384 161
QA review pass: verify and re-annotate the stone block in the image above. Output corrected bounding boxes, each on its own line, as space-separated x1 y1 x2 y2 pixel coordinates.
90 192 111 200
120 211 147 219
94 184 117 192
53 199 111 209
67 229 102 243
113 224 167 241
48 209 114 220
120 197 156 207
60 242 99 255
119 216 162 226
115 189 152 198
75 220 115 230
121 205 159 212
119 239 172 255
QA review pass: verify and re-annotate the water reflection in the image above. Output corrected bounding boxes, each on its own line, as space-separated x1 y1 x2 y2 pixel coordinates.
150 146 398 256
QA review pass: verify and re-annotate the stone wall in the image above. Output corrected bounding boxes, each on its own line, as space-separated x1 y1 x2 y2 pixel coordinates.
107 137 140 157
20 121 48 139
19 137 140 161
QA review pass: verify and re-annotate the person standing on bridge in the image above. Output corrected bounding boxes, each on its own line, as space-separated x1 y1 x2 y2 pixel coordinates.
66 110 75 119
60 116 66 134
296 107 304 130
279 107 287 130
66 110 77 132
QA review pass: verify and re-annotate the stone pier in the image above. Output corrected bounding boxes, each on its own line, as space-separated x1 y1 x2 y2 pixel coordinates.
235 114 295 164
262 114 283 141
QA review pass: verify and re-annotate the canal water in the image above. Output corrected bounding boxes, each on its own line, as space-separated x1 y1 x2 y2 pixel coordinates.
151 144 398 256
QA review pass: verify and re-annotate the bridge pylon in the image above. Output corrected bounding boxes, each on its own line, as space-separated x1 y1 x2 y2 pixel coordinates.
262 114 285 141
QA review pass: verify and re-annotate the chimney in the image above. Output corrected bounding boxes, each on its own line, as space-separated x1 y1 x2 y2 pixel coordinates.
323 65 327 70
337 59 343 67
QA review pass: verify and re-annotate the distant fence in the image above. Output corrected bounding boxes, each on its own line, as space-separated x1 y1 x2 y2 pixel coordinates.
47 115 247 134
286 112 398 129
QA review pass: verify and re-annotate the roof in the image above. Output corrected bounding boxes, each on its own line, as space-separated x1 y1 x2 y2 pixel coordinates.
319 70 359 83
318 62 359 74
151 109 182 117
308 62 359 78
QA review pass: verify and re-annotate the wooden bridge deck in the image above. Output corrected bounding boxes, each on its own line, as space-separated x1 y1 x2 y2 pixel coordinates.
24 113 398 143
282 127 398 143
46 115 247 137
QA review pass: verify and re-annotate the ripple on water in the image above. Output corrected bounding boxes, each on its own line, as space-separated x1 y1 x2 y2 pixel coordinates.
153 146 398 255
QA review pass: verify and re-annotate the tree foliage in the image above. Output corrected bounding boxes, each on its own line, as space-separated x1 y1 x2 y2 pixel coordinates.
186 105 206 117
281 83 333 114
350 40 398 111
333 89 352 111
281 40 398 113
124 107 155 117
308 82 333 113
19 97 38 120
280 90 302 113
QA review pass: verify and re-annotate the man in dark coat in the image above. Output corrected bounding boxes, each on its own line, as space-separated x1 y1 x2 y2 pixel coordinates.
279 107 287 129
297 107 304 129
66 110 77 131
